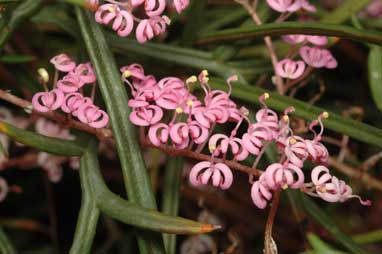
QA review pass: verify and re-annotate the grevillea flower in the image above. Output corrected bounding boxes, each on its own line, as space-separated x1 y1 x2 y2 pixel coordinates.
360 0 382 18
300 46 338 69
141 0 166 17
136 16 170 43
251 174 273 209
306 35 328 46
337 179 371 206
120 64 146 84
57 74 84 93
95 4 134 37
284 136 308 168
148 123 170 146
208 134 248 161
276 59 306 79
266 0 302 12
77 103 109 128
155 77 187 109
50 54 76 72
189 161 233 190
264 162 304 190
305 113 329 164
300 0 316 12
32 89 65 112
242 124 272 155
61 93 93 116
173 0 190 14
169 121 208 149
129 105 163 126
281 34 306 44
70 63 97 84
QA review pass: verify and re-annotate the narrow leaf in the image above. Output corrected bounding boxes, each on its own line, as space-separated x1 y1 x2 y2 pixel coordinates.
76 8 164 253
198 22 382 45
368 45 382 111
0 121 85 156
0 227 16 254
162 157 184 254
82 138 220 235
320 0 372 24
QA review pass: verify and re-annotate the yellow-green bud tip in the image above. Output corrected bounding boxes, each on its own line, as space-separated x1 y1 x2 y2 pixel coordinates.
37 68 49 83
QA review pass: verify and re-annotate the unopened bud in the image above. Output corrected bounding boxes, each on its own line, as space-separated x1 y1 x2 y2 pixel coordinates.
322 112 329 119
186 75 197 84
37 68 49 83
263 93 269 99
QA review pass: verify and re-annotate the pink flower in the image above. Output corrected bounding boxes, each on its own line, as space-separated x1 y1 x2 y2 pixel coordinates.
32 89 65 112
77 103 109 128
251 174 273 209
50 54 76 72
266 0 302 12
143 0 166 17
155 77 187 109
242 124 272 155
311 166 340 202
148 123 170 146
57 74 84 93
305 113 329 164
136 16 170 44
282 34 306 44
264 162 304 190
173 0 190 13
61 93 93 116
129 105 163 126
306 35 328 46
95 4 134 37
284 136 308 168
35 118 74 140
337 180 371 206
300 0 316 12
276 59 306 79
300 46 337 69
189 161 233 190
170 121 208 149
120 64 146 83
208 134 248 161
70 63 97 84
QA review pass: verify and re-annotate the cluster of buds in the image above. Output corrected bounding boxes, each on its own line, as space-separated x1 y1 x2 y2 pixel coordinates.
31 54 109 129
87 0 189 43
124 64 370 209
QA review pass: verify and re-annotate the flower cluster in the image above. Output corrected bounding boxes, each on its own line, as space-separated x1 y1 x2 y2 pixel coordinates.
125 64 370 209
31 54 109 129
266 0 338 81
88 0 190 43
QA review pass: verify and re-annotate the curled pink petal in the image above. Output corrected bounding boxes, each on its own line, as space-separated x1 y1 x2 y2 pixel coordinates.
50 53 76 72
32 89 65 112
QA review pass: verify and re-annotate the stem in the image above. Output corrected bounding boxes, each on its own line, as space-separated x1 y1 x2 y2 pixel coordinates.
0 227 16 254
235 0 284 94
264 190 281 254
44 176 59 254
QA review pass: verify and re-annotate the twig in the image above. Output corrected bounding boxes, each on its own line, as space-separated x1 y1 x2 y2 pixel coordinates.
0 89 113 140
264 190 281 254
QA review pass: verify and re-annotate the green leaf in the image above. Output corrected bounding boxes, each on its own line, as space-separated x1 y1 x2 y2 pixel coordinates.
368 46 382 111
0 0 43 50
82 138 220 235
320 0 372 24
161 157 184 254
0 227 16 254
0 54 34 64
75 8 164 253
352 230 382 245
300 194 368 254
70 151 100 254
307 234 350 254
0 121 85 156
209 79 382 148
198 21 382 45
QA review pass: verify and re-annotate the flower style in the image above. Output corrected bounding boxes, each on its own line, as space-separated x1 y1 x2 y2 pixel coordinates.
300 46 338 69
95 4 134 37
189 161 233 190
32 89 65 112
276 59 306 79
305 113 329 164
77 103 109 128
50 53 76 72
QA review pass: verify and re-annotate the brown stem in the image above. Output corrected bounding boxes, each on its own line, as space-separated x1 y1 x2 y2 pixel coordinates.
0 89 112 140
235 0 284 95
264 190 281 254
